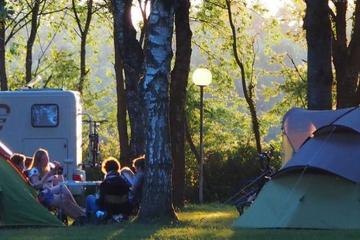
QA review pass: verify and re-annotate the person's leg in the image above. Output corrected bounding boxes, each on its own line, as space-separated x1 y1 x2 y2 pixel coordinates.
50 184 78 204
48 185 85 219
50 194 85 219
50 184 86 215
86 194 100 218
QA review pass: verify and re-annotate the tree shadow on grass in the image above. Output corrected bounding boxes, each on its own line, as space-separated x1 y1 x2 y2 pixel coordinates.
103 221 164 240
0 204 241 240
0 221 163 240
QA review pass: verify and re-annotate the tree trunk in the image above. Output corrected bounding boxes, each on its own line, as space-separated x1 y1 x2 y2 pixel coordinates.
112 0 129 164
25 0 41 84
332 0 360 108
124 0 145 158
304 0 333 110
138 0 176 222
113 0 145 158
350 1 360 104
226 0 262 154
114 29 130 165
0 0 7 91
170 0 192 209
78 35 87 94
77 0 93 95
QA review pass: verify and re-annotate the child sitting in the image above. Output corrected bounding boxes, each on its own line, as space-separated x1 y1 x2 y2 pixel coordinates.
86 157 131 222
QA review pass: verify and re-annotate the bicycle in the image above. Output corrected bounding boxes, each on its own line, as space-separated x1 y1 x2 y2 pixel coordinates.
82 113 107 168
224 146 275 215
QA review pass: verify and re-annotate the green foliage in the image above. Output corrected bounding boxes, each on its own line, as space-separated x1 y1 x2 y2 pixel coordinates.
37 49 79 89
183 1 308 203
2 0 118 165
185 143 281 202
0 0 16 22
1 0 310 204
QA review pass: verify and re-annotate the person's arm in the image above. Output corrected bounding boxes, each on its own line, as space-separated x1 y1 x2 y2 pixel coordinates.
131 172 144 191
121 172 134 186
52 174 64 186
29 168 55 190
50 161 64 185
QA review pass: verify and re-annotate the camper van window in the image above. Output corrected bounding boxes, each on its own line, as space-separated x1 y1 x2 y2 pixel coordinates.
31 104 59 127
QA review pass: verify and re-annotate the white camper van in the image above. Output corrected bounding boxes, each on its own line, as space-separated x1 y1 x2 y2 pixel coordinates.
0 89 84 181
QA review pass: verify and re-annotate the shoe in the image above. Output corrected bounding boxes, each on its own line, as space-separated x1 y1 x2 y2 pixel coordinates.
96 210 106 219
112 214 127 223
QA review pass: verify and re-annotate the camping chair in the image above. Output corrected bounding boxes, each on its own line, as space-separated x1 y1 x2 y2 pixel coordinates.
103 193 129 215
98 175 131 219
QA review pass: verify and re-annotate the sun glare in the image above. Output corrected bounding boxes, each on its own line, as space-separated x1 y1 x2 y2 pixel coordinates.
248 0 293 17
131 1 150 31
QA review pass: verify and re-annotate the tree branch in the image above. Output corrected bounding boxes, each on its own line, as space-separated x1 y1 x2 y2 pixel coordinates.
34 10 68 77
83 0 93 37
287 53 306 83
72 0 83 34
226 0 262 153
203 0 226 9
185 116 201 164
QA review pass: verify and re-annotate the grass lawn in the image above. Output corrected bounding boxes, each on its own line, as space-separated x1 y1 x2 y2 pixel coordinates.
1 204 360 240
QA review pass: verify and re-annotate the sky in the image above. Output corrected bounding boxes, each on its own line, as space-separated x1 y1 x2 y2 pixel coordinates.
249 0 293 16
130 0 293 29
131 0 295 23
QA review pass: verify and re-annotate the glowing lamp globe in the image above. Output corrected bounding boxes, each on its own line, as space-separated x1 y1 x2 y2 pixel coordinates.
192 68 212 86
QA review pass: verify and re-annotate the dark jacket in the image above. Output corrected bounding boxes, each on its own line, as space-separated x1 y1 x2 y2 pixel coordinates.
98 171 131 215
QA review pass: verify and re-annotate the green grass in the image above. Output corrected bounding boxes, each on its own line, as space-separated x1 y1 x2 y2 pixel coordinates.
1 204 360 240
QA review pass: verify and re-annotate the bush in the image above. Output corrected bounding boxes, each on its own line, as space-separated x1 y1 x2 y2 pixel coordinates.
185 145 281 203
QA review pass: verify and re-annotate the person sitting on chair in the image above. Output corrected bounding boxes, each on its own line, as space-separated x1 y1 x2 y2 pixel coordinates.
28 148 86 222
10 153 26 173
9 153 31 182
128 155 145 212
86 157 131 222
120 166 134 186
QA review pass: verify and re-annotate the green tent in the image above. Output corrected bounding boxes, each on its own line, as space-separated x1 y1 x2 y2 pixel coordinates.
233 172 360 229
234 107 360 229
0 156 63 227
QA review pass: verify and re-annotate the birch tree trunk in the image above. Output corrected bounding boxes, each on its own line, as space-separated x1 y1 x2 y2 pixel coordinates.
138 0 177 221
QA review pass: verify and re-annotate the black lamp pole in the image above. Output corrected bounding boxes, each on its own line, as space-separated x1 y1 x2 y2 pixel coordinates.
193 68 211 204
199 85 204 204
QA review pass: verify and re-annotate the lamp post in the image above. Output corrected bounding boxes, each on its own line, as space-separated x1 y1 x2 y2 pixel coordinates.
192 68 212 204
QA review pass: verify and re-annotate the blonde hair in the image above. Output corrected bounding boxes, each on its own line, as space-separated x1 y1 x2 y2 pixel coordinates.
132 155 145 170
31 148 50 175
120 166 134 175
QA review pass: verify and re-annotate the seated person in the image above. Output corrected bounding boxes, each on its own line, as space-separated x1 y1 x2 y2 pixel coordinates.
9 153 30 181
86 157 131 221
28 148 86 221
129 155 145 210
10 153 26 173
24 156 33 175
120 166 134 186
